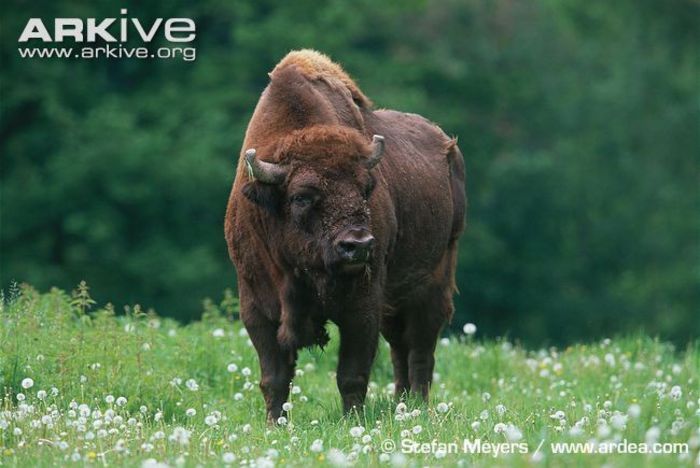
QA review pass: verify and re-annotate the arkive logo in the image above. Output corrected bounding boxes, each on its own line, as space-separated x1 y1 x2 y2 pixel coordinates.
17 9 197 61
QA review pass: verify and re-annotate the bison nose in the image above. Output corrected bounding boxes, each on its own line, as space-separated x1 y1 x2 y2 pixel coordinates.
334 230 375 263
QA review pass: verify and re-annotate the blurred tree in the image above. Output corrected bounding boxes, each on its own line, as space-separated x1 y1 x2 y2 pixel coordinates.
1 0 698 343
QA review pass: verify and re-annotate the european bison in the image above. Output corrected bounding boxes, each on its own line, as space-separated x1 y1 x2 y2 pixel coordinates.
225 50 466 422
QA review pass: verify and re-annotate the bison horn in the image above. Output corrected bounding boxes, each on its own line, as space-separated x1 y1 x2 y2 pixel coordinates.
365 135 385 169
245 149 287 184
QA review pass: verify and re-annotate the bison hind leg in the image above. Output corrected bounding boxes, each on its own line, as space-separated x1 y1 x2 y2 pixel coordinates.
399 252 458 400
381 313 410 399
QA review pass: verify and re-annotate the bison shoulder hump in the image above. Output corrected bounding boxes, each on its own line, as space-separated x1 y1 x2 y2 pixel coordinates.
271 49 372 108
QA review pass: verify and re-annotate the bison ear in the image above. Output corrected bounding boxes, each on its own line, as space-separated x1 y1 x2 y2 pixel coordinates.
242 182 281 213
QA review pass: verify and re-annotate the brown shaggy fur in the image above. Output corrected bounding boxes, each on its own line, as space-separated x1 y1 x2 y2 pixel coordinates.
272 125 371 165
271 49 372 108
225 50 466 423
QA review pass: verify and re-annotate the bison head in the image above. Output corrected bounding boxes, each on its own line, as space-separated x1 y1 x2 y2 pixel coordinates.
242 126 385 276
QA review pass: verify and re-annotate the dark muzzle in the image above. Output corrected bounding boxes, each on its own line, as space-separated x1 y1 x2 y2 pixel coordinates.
333 227 375 267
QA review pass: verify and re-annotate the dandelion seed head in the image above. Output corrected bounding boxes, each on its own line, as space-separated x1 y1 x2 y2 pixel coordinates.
310 439 324 452
627 404 641 418
505 424 523 442
185 379 199 391
670 385 682 400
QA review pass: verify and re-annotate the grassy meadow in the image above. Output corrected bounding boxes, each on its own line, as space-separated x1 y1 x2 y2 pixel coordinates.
1 283 698 467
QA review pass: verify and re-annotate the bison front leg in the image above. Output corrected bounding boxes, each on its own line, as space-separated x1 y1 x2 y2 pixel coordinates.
336 316 379 413
242 313 296 424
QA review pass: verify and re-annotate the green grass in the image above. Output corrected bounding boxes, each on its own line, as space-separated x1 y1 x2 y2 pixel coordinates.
1 283 698 467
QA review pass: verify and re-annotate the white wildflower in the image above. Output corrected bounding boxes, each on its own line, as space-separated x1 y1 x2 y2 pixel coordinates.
185 379 199 391
327 448 348 466
604 353 616 367
169 426 191 445
505 425 523 442
627 404 641 418
610 413 627 430
550 410 565 420
310 439 324 452
669 385 682 400
645 426 661 445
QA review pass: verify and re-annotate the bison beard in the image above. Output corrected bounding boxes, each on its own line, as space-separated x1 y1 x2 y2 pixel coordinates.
225 50 466 423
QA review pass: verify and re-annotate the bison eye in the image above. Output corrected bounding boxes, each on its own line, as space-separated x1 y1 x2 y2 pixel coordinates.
290 193 314 209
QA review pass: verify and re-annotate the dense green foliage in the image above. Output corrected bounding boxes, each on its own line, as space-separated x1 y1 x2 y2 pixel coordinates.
1 0 698 343
1 286 698 466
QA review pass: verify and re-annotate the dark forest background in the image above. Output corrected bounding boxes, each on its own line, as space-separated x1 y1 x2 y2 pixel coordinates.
1 0 698 344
